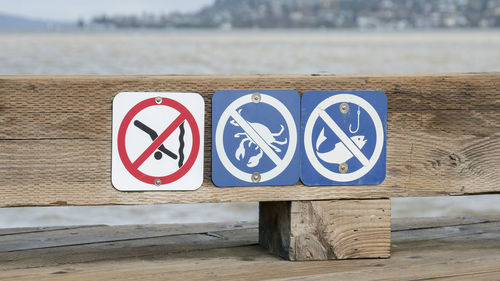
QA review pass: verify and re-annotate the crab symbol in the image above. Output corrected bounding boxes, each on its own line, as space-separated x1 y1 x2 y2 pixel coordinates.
230 109 288 167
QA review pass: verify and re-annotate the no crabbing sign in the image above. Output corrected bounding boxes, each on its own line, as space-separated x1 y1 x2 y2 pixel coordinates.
112 92 204 191
212 90 300 187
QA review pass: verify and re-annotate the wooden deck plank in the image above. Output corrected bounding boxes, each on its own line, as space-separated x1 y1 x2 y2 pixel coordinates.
0 225 106 236
1 74 499 206
391 215 500 231
0 228 258 270
0 217 498 280
0 222 256 252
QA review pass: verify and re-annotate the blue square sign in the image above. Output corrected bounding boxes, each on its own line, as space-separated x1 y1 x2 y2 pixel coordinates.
301 91 387 186
212 90 300 187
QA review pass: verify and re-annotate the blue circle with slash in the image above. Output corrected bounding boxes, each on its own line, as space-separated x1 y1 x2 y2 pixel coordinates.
212 90 300 187
301 91 387 186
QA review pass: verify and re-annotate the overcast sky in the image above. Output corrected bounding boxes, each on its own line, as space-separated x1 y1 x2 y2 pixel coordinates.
0 0 214 21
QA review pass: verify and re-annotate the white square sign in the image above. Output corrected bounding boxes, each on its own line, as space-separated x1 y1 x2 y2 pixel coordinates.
112 92 204 191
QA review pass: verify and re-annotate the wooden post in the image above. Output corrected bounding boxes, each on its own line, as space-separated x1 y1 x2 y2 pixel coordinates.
259 199 391 260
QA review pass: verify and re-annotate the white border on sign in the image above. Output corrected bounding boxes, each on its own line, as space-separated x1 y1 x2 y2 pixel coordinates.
304 94 384 182
215 94 297 183
111 92 204 191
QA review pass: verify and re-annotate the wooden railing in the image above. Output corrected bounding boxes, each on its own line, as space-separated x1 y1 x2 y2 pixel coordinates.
1 73 498 260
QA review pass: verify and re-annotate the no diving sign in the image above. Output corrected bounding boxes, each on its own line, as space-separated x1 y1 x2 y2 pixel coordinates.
301 91 387 186
112 92 204 191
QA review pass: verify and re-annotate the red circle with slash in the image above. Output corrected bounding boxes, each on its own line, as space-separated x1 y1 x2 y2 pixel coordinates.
117 97 200 185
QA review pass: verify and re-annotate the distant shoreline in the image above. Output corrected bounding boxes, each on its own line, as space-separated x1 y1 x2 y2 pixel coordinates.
1 27 499 34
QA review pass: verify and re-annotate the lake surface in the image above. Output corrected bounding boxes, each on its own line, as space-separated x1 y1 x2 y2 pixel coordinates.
2 30 500 75
0 30 499 227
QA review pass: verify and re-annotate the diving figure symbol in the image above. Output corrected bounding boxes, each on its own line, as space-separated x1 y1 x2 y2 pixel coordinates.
133 120 185 168
230 109 288 167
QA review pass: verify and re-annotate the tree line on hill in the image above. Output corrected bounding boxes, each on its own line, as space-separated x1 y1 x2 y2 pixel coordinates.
85 0 500 29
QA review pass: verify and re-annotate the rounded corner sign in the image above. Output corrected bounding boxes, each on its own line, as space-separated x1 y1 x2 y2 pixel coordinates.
112 92 204 191
212 90 300 187
301 91 387 186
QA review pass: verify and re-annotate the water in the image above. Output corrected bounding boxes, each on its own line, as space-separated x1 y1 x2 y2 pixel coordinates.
2 30 500 75
0 30 499 227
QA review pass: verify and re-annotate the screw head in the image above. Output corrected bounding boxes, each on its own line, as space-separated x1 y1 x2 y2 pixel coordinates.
251 93 261 103
155 96 162 104
338 163 348 173
251 172 261 183
339 103 349 114
154 179 162 186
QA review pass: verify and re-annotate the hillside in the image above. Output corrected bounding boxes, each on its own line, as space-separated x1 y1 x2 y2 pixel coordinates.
87 0 500 29
0 13 74 31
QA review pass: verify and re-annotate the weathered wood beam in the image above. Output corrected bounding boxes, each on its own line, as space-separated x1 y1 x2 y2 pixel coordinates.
0 74 499 206
259 199 391 260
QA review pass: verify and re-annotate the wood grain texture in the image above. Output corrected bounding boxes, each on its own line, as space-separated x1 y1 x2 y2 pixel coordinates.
259 199 390 260
0 217 499 280
0 74 499 206
0 222 257 253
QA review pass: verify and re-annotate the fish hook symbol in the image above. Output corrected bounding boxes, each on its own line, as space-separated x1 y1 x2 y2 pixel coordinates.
349 105 360 134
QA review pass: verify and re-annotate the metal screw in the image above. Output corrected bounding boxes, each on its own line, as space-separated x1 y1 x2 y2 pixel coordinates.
155 96 162 104
154 179 162 186
338 163 348 173
251 172 261 183
339 103 349 114
252 93 261 103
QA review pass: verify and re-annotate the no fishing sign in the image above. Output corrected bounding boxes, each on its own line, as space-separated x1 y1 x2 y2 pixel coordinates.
301 91 387 186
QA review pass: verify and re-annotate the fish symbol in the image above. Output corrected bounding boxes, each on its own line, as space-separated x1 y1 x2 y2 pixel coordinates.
315 128 367 164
